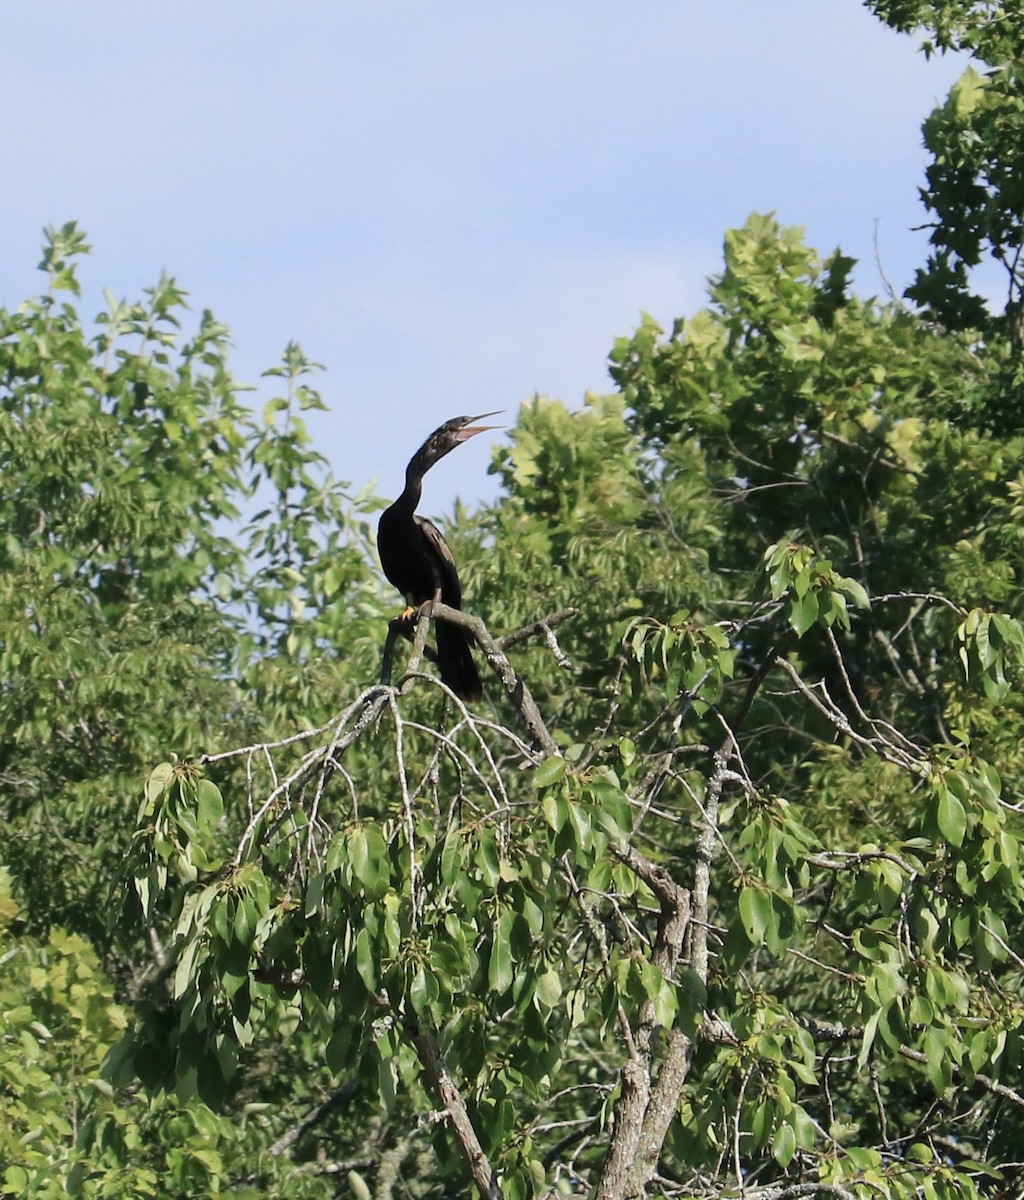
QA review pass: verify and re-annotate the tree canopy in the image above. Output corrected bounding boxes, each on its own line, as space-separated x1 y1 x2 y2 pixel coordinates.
4 4 1024 1198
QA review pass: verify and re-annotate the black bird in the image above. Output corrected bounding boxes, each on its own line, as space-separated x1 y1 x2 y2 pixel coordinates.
377 412 500 700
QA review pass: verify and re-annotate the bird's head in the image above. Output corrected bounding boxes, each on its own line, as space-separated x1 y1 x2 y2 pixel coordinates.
443 410 504 444
414 411 503 472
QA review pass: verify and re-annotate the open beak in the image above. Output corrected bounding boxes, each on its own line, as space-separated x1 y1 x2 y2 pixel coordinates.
455 409 504 442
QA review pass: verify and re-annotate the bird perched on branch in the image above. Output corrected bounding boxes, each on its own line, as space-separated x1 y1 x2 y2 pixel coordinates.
377 412 500 700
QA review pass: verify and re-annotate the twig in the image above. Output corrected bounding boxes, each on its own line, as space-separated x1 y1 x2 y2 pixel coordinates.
234 1080 360 1187
772 656 926 775
267 1080 359 1156
896 1045 1024 1109
871 591 964 615
421 601 560 756
820 428 915 475
733 1065 754 1193
789 1018 1024 1112
386 689 422 925
498 607 579 651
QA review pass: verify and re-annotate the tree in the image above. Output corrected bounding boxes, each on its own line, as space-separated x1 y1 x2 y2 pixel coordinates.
868 0 1024 430
106 208 1024 1199
6 3 1024 1196
0 224 381 1196
0 223 385 942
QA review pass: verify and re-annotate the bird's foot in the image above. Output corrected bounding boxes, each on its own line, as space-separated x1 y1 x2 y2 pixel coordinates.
412 590 441 621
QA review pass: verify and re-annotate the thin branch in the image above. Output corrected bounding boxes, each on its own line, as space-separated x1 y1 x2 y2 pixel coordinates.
267 1080 359 1156
562 855 638 1059
234 1080 360 1188
788 1017 1024 1112
498 607 579 651
419 601 560 756
897 1044 1024 1108
871 591 964 615
772 656 926 775
733 1065 755 1193
404 1018 505 1200
387 690 422 926
820 428 915 475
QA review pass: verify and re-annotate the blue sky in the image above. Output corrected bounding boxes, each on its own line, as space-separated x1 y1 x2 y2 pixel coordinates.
2 4 967 511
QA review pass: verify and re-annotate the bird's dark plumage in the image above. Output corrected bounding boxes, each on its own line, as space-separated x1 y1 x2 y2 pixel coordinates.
377 412 499 700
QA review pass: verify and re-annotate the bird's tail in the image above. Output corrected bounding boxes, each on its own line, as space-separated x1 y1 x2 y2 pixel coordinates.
436 621 483 701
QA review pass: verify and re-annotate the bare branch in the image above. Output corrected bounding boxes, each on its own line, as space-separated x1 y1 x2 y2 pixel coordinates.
498 607 579 651
408 601 560 756
267 1080 360 1157
871 591 964 615
405 1019 505 1200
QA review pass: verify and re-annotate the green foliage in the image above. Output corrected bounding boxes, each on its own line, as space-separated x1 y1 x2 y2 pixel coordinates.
867 1 1019 61
1 227 385 1197
869 3 1024 426
615 612 735 712
907 64 1024 333
958 607 1024 702
0 868 332 1198
763 539 871 635
9 10 1024 1190
0 223 382 941
95 208 1024 1198
109 195 1024 1194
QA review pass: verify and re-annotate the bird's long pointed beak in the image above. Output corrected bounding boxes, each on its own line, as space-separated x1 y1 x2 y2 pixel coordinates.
455 410 504 441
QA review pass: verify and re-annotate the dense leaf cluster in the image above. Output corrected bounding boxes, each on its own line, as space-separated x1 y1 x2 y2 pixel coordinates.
4 4 1024 1198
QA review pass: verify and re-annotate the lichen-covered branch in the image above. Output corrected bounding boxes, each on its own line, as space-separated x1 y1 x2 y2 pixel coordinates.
405 1019 505 1200
388 600 562 756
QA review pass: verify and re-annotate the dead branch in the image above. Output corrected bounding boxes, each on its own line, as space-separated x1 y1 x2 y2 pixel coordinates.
498 606 579 651
404 1018 504 1200
388 600 561 757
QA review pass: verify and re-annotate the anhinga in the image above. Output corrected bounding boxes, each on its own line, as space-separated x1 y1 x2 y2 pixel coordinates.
377 412 500 700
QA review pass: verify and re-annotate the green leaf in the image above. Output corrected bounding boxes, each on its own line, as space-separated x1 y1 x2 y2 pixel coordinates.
534 756 567 788
354 927 377 992
566 800 593 853
349 823 389 895
923 1025 950 1093
304 872 325 919
488 909 514 995
196 779 223 829
146 762 175 806
541 791 567 832
409 964 437 1018
772 1121 797 1168
477 828 502 888
738 886 772 944
535 969 562 1009
840 576 870 609
347 1170 373 1200
788 589 818 635
439 828 464 887
234 893 256 944
936 784 968 848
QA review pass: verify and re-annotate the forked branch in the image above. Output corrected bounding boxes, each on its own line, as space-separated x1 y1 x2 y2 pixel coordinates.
381 601 567 756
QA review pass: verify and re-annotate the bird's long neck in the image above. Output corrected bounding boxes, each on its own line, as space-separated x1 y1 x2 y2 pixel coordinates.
391 456 427 516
